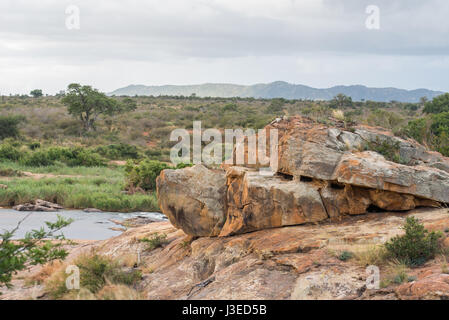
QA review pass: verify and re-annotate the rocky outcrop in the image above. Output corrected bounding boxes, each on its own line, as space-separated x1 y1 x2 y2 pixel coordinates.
13 199 63 212
4 207 448 300
156 165 227 237
156 116 449 237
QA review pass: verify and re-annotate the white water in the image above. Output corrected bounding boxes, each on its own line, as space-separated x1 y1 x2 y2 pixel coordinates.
0 209 167 240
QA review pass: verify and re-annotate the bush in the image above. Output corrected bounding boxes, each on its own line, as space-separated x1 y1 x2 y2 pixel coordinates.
46 254 142 299
0 115 25 140
76 254 141 294
338 251 353 261
404 112 449 157
364 137 406 164
139 233 168 251
423 93 449 114
20 147 105 167
21 150 54 166
125 159 170 191
0 143 23 161
385 217 443 267
95 144 140 160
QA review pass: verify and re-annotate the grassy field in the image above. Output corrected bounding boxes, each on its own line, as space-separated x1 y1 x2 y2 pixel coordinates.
0 162 159 212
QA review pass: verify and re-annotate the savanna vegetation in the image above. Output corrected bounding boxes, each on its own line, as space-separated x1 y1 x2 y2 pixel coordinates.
0 85 448 213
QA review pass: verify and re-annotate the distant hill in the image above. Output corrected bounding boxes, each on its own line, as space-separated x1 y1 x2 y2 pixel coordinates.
109 81 445 103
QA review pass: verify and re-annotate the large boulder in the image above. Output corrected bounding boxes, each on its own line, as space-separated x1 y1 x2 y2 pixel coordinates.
220 167 328 236
156 165 227 237
156 116 449 237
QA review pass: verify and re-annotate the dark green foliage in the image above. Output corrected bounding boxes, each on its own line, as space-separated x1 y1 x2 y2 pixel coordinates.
125 159 170 191
0 116 25 140
338 251 353 261
95 143 141 160
19 147 105 167
364 137 406 164
30 89 43 98
385 217 443 267
125 160 192 191
76 254 142 293
0 215 72 290
404 112 449 157
329 94 353 109
28 142 41 150
423 93 449 114
62 83 137 132
266 98 285 113
0 143 22 161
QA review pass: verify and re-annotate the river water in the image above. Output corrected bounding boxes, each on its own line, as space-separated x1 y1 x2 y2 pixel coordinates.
0 209 167 240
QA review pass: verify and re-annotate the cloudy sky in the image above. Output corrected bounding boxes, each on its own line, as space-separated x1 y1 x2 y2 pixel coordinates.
1 0 449 94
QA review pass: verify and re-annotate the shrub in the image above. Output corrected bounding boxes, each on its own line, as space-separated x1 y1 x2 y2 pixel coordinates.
125 159 170 191
28 142 41 150
404 112 449 157
423 93 449 114
385 217 443 266
76 254 141 294
46 254 142 299
0 143 23 161
21 150 54 166
95 144 140 160
337 251 353 261
0 215 72 290
139 233 168 251
0 115 25 140
20 147 105 167
364 137 406 164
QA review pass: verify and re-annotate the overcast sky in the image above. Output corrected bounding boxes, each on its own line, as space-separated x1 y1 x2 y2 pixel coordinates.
1 0 449 94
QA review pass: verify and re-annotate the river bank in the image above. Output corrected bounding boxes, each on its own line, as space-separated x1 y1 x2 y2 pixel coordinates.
0 162 160 213
0 208 167 240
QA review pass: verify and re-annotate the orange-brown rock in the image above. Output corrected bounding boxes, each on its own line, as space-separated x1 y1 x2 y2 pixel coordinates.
220 167 328 236
4 208 449 300
156 116 449 237
156 165 227 236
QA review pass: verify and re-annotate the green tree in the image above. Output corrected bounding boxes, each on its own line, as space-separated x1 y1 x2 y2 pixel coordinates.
423 93 449 114
0 115 25 140
30 89 43 98
61 83 137 132
329 94 353 109
0 215 72 291
266 98 286 113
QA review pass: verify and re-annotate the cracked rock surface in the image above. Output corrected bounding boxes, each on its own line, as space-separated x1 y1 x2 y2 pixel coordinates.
157 116 449 237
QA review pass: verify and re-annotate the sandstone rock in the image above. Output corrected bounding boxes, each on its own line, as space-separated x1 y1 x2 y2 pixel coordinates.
156 165 227 237
395 273 449 300
333 151 449 203
156 116 449 237
220 167 328 236
4 208 449 300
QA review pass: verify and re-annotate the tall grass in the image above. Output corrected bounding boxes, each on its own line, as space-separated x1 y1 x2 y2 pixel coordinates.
0 165 159 212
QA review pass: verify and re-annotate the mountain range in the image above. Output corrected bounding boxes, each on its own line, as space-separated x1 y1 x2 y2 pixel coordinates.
109 81 445 103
